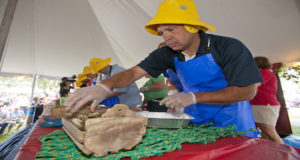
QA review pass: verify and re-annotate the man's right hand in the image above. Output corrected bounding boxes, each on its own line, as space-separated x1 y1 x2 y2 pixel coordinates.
66 83 111 113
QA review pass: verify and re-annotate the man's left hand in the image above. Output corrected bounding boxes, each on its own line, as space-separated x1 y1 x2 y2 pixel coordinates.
160 92 196 108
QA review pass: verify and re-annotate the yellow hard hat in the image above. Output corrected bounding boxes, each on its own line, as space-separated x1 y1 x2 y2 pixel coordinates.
77 73 88 82
82 66 94 76
89 57 111 74
145 0 216 35
75 80 83 87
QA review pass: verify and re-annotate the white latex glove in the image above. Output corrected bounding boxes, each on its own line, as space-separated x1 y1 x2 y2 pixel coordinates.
160 92 196 109
167 88 179 96
66 83 111 113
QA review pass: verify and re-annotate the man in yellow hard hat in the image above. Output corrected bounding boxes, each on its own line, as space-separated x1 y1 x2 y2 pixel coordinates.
75 80 83 88
77 73 89 88
82 66 96 86
66 0 262 137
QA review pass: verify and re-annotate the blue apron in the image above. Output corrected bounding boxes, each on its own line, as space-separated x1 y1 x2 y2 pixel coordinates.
174 53 257 137
166 69 184 92
100 97 120 108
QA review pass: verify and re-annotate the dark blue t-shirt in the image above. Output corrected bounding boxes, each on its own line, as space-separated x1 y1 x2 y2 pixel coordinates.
138 32 263 87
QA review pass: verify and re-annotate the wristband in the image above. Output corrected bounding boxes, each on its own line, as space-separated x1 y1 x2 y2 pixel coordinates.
98 83 112 93
190 93 196 104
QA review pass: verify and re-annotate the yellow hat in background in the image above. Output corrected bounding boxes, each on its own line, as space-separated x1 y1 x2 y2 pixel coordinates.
77 73 88 82
145 0 216 35
82 66 94 75
89 57 111 74
75 80 83 87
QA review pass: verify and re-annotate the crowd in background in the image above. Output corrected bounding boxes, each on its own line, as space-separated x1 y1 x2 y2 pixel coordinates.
0 93 47 135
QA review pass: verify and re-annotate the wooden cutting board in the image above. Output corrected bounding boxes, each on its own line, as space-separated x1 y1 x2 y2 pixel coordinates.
62 118 85 143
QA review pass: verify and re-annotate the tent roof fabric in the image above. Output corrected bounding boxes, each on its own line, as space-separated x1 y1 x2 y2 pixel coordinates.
1 0 300 77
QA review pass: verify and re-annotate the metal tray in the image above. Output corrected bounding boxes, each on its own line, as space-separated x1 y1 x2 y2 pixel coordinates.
135 111 194 129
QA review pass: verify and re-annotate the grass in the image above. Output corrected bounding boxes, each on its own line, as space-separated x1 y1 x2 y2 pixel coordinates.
292 126 300 136
288 108 300 136
0 134 12 144
0 124 25 144
289 113 300 119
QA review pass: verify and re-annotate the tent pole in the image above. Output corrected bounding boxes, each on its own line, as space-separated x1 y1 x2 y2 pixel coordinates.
0 0 18 71
31 74 37 101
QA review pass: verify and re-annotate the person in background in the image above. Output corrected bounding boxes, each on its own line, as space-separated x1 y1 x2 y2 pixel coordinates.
7 107 25 134
66 0 262 137
0 104 11 134
59 77 71 97
77 73 89 88
75 80 83 88
82 66 96 86
32 97 44 123
250 56 284 144
69 75 76 89
18 94 29 117
140 74 168 112
89 57 142 108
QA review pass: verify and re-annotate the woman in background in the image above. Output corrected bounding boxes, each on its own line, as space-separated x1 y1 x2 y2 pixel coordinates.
250 56 283 144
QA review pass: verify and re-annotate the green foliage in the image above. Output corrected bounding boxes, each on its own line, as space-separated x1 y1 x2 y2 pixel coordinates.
36 79 59 90
0 76 33 88
292 126 300 136
276 66 300 86
0 75 59 96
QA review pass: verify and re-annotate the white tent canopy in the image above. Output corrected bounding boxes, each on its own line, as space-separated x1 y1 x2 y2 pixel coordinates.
1 0 300 78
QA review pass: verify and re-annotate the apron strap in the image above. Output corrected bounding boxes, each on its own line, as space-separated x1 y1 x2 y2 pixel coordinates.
199 31 211 54
100 66 112 81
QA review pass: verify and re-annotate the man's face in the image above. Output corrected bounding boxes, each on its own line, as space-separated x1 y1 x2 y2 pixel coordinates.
99 69 106 74
157 24 195 51
99 66 109 74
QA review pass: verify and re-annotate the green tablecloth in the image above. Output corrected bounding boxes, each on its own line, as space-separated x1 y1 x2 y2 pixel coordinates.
36 123 250 160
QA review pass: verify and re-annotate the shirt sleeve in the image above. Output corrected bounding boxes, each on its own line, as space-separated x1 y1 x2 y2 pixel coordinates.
19 111 25 118
9 112 13 118
113 87 127 93
162 71 169 78
151 75 165 84
5 112 10 118
111 65 128 93
137 47 175 78
217 38 263 87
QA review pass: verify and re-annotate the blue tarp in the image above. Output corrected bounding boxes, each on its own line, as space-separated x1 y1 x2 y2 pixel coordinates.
0 123 35 160
283 135 300 148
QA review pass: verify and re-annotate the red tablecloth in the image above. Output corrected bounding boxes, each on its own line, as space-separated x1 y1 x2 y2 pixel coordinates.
14 116 300 160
